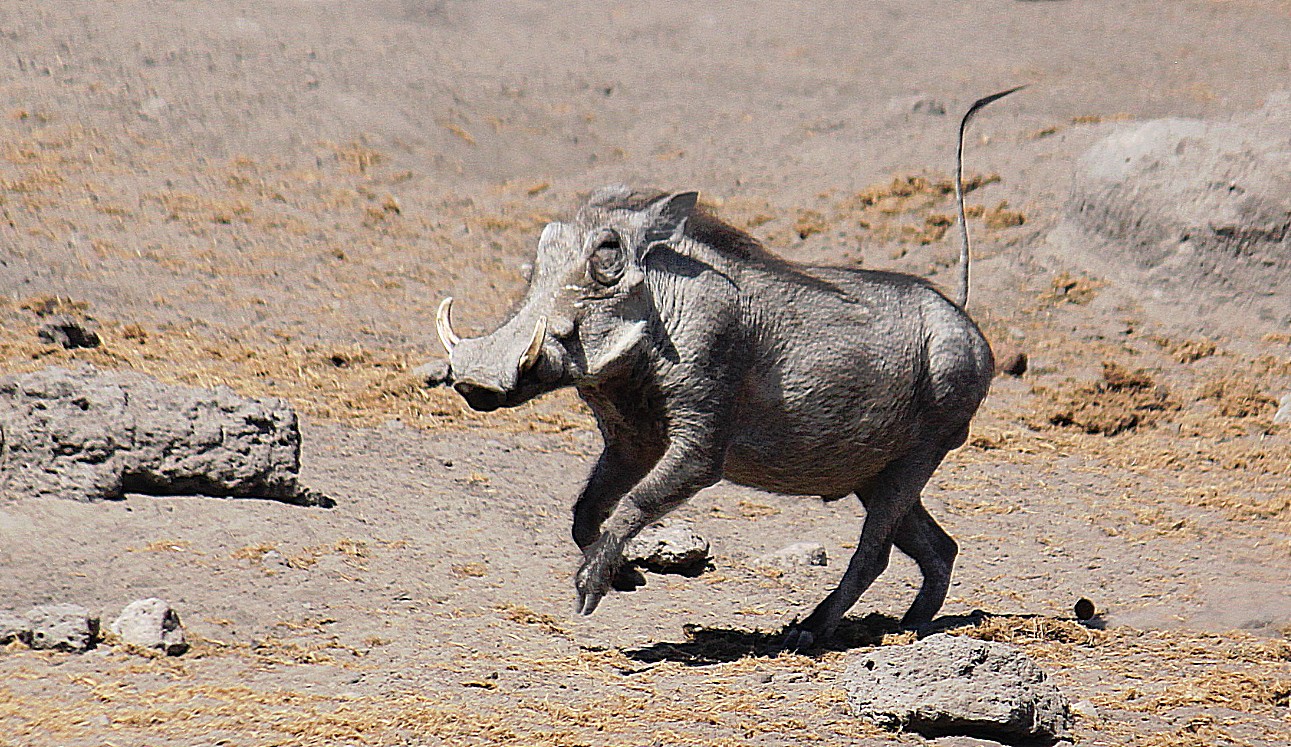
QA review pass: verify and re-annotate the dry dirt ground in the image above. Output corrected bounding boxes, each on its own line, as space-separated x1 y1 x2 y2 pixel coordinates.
1 1 1290 745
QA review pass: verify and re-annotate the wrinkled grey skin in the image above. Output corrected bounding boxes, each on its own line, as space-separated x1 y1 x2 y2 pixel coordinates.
440 186 993 650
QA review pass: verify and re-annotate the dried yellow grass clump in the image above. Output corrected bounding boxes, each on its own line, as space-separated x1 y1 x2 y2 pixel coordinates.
1033 362 1179 436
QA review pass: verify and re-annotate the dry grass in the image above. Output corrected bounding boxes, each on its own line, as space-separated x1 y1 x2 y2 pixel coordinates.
2 614 1286 746
1031 362 1180 436
720 172 1022 253
1040 271 1105 305
0 297 595 438
1153 336 1218 364
1195 375 1277 418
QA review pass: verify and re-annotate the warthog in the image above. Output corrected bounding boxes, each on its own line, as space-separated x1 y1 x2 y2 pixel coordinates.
437 90 1019 649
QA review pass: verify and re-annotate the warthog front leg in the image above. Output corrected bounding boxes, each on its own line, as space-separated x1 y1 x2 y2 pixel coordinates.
572 443 659 591
575 433 725 616
572 442 659 550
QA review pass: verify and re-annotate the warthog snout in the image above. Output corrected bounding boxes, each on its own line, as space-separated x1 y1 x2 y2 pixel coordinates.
435 293 566 412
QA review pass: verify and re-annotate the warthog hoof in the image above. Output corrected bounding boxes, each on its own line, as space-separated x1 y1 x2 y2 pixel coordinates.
779 626 819 654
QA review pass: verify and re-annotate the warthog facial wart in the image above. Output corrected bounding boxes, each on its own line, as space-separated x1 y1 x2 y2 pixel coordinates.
434 89 1021 650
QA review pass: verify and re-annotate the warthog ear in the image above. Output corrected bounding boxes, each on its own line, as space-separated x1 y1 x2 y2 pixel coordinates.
642 191 698 255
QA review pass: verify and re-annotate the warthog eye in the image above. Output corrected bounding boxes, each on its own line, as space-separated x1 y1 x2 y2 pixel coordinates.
588 230 626 285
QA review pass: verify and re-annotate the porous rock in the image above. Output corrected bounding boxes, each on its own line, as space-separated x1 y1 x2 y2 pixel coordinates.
26 604 99 652
1070 699 1100 722
110 598 188 655
842 633 1071 745
624 521 710 574
0 365 318 504
0 611 31 645
756 542 828 568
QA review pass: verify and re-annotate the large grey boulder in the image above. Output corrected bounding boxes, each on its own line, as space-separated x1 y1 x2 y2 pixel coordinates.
0 366 321 504
26 604 99 652
1066 94 1291 327
842 633 1071 745
110 598 188 656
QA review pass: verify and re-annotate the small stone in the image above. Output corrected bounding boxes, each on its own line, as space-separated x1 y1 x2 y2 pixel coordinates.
1273 393 1291 424
625 522 710 574
413 358 451 387
1070 700 1100 722
912 97 947 116
37 317 101 349
0 611 31 645
261 550 292 569
994 348 1028 377
138 96 169 120
110 598 188 656
26 604 99 652
756 542 828 568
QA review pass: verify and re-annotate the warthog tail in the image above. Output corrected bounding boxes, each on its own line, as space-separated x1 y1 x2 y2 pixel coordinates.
955 85 1025 309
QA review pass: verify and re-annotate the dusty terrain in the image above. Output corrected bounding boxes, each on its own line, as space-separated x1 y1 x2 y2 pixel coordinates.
1 1 1289 745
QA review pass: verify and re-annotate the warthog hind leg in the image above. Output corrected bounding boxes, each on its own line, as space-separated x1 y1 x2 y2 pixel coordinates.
782 446 949 651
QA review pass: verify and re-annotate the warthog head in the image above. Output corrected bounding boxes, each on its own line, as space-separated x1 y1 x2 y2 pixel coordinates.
438 186 697 412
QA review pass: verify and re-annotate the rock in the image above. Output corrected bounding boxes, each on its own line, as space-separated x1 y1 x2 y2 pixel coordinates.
756 542 828 568
1070 700 1100 722
624 522 710 574
412 358 451 387
37 316 101 349
26 604 99 652
911 97 947 116
0 611 31 645
1066 95 1291 328
929 738 1008 747
1273 393 1291 425
888 95 948 118
138 96 169 120
842 633 1071 745
110 598 188 655
994 348 1028 377
0 365 322 504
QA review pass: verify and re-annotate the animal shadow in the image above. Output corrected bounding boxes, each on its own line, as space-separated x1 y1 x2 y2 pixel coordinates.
623 612 995 665
622 625 781 666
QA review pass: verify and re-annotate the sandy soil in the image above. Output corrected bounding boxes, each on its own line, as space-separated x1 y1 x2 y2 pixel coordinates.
1 1 1289 745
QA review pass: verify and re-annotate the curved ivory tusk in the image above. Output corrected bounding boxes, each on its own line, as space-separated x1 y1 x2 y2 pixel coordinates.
436 297 461 354
519 316 547 373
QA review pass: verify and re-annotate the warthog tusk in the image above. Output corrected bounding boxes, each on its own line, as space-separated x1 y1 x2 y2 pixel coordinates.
519 316 547 373
436 297 461 353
